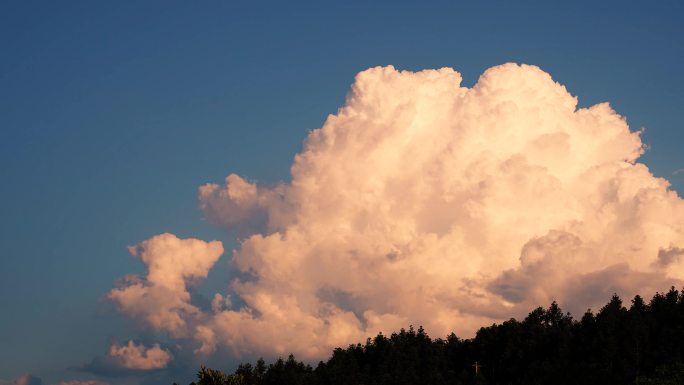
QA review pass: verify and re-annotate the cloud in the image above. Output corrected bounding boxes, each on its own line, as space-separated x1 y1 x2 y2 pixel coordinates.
1 374 107 385
107 233 224 337
54 381 108 385
79 340 175 377
198 174 289 235
0 374 43 385
110 63 684 361
655 245 684 268
107 341 172 370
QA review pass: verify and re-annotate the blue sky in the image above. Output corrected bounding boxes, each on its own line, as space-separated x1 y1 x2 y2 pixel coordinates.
1 1 683 384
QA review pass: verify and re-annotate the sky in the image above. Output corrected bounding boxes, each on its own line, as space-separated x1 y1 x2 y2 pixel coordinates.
1 1 683 385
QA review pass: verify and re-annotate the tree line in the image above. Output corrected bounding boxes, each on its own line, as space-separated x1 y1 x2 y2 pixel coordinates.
183 288 684 385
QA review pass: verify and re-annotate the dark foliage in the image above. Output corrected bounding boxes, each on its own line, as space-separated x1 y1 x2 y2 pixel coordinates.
190 288 684 385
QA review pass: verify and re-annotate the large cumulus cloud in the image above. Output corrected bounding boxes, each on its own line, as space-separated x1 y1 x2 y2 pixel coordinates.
110 63 684 361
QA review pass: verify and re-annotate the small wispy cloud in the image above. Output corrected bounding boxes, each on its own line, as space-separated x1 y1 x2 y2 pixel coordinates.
78 339 174 376
54 381 108 385
107 341 172 370
0 374 42 385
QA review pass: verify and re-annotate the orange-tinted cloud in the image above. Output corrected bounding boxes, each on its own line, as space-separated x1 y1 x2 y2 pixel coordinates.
0 374 42 385
0 375 106 385
111 64 684 360
54 381 108 385
107 233 223 337
106 341 172 370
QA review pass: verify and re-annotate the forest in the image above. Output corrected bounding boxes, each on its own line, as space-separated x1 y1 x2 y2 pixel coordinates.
183 288 684 385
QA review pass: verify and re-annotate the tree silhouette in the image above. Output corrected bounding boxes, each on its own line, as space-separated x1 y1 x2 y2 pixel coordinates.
184 288 684 385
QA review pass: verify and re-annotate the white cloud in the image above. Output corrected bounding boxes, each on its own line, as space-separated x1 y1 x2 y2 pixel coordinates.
107 341 172 370
111 63 684 361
